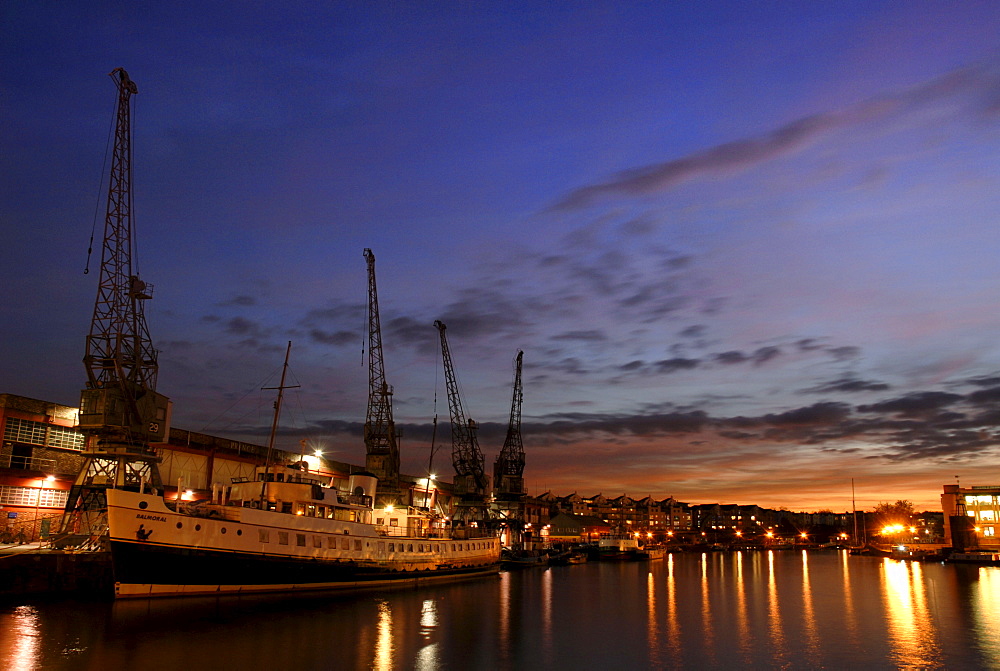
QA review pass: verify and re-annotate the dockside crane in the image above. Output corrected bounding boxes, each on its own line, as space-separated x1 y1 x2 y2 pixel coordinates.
434 321 488 513
64 69 171 538
494 350 525 502
363 248 400 492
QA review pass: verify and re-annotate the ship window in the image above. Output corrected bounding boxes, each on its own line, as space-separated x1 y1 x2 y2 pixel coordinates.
237 529 242 536
221 528 227 534
296 534 306 547
176 522 183 529
278 532 289 545
376 518 384 526
353 539 362 551
407 544 413 552
327 537 336 549
282 502 293 514
389 543 395 552
313 536 322 548
418 544 423 552
340 538 349 550
390 519 398 527
307 505 316 517
259 530 270 543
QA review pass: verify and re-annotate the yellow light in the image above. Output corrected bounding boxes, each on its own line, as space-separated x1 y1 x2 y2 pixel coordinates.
735 531 742 537
45 475 56 483
766 531 774 538
385 505 395 513
800 532 807 538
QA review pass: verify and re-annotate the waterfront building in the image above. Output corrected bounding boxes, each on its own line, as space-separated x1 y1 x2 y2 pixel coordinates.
942 483 1000 549
0 394 81 541
546 512 611 546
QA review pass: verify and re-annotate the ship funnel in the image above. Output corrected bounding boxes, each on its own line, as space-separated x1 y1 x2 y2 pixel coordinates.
349 471 378 500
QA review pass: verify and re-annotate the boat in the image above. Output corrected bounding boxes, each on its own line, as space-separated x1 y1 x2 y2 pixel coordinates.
107 464 501 598
947 551 1000 565
548 549 587 566
500 549 549 569
596 532 640 560
637 545 666 560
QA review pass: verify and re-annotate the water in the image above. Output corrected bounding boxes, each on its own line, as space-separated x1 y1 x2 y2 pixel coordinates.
2 550 999 670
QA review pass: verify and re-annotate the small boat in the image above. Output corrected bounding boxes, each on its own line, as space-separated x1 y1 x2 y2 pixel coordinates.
548 550 587 565
596 532 640 560
947 551 1000 565
637 546 666 560
501 549 549 569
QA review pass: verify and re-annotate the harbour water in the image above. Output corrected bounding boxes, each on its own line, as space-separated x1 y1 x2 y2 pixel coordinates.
2 550 999 670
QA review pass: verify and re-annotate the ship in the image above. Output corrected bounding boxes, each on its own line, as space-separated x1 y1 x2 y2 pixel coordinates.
107 464 501 599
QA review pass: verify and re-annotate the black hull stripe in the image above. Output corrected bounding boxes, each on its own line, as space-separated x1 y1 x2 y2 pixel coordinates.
110 540 499 598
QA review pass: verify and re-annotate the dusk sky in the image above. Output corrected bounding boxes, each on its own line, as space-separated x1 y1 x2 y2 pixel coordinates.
4 2 1000 511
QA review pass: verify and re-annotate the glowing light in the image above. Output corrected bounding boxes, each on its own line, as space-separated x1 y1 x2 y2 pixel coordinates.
44 475 55 483
735 530 743 537
800 532 808 539
385 505 395 513
766 531 774 538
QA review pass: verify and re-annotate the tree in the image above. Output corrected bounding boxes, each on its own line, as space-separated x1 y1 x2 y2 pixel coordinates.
874 500 914 524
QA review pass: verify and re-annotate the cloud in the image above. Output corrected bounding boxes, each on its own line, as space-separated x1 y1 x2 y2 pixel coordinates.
550 63 997 211
308 329 356 346
551 330 607 342
654 358 700 374
804 377 891 394
553 114 840 210
857 391 964 418
218 295 256 307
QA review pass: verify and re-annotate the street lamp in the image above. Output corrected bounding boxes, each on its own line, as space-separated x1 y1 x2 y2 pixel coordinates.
33 475 55 544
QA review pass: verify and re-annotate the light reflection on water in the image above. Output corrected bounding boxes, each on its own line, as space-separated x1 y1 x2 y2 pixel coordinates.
3 552 1000 669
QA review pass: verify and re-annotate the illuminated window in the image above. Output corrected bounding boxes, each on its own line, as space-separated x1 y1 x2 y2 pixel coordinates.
981 510 996 521
0 485 68 507
986 527 996 537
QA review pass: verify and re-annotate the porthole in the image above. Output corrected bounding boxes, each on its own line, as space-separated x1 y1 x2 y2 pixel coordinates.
138 501 148 510
176 522 183 529
221 528 227 534
237 529 242 536
195 524 202 531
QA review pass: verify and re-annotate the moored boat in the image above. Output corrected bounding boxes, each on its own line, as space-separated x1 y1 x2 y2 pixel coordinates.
947 551 1000 565
107 464 500 598
596 532 640 560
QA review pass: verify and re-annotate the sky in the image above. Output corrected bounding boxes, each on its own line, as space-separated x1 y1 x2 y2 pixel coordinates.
3 2 1000 512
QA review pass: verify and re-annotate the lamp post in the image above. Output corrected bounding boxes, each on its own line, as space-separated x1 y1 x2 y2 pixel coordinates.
33 475 55 545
